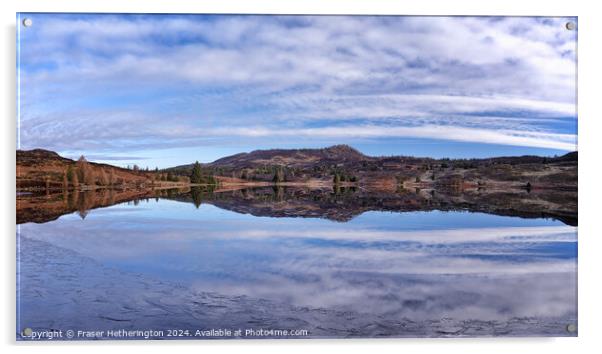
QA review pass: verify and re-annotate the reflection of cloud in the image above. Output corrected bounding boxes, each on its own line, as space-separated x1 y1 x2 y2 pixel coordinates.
219 225 577 244
21 209 577 279
18 15 577 155
19 199 577 322
200 271 576 320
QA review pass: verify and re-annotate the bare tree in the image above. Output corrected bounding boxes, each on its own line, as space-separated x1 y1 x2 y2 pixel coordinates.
76 155 96 186
77 156 90 185
99 169 109 186
63 170 68 190
85 168 96 186
72 170 79 188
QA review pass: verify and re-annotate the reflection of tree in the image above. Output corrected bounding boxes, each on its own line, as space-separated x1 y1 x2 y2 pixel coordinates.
333 185 341 195
272 186 284 200
189 186 219 208
73 190 111 219
67 190 77 209
17 185 578 226
18 188 167 224
191 187 203 208
332 185 358 196
77 191 90 219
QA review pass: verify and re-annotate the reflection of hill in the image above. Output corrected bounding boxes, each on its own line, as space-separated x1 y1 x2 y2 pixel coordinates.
16 186 577 226
17 189 157 224
169 186 578 226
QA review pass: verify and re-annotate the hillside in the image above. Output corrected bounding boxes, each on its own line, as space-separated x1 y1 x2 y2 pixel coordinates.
166 145 577 190
212 144 368 167
17 146 578 193
17 149 156 190
168 145 369 171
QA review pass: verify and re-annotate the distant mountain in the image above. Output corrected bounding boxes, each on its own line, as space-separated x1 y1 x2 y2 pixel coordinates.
167 144 369 172
170 144 577 171
211 144 369 168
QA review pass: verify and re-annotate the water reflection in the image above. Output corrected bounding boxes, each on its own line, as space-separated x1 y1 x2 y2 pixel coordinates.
17 186 578 226
17 189 577 337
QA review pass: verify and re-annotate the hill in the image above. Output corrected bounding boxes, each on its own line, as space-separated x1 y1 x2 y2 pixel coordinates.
165 145 577 189
17 149 157 190
17 146 578 192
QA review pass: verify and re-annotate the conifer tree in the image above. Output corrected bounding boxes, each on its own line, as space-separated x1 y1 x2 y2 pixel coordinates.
190 161 203 184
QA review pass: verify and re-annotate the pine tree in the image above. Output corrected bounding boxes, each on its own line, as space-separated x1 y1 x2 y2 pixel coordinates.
190 162 204 184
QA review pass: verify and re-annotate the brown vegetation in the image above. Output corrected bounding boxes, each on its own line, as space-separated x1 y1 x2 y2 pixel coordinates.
17 149 159 191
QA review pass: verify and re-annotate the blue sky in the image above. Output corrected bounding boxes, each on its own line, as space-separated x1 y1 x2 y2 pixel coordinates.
17 14 577 168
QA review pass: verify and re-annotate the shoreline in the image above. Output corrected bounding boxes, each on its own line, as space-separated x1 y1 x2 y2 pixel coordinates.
16 179 577 194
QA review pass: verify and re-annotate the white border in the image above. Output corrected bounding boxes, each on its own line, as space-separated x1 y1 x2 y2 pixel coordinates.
2 1 601 353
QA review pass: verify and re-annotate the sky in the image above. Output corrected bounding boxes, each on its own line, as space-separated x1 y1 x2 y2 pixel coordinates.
17 14 578 168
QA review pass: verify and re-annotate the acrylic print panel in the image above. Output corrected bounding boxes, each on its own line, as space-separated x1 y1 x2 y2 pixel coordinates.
16 13 578 340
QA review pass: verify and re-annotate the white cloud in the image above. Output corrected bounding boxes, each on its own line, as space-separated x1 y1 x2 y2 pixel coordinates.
18 15 578 155
206 125 576 151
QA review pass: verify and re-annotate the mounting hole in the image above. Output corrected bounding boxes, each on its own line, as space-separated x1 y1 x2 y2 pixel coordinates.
566 323 577 333
565 21 576 31
22 18 32 27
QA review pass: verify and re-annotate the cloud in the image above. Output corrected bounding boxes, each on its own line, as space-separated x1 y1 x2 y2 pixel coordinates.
18 14 578 156
205 125 576 151
79 154 149 161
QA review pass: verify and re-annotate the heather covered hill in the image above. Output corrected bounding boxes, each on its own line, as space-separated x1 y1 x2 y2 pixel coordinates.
166 145 577 190
211 144 369 167
168 144 370 172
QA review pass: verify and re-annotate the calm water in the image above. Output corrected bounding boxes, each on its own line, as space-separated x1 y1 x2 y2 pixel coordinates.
17 194 578 339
